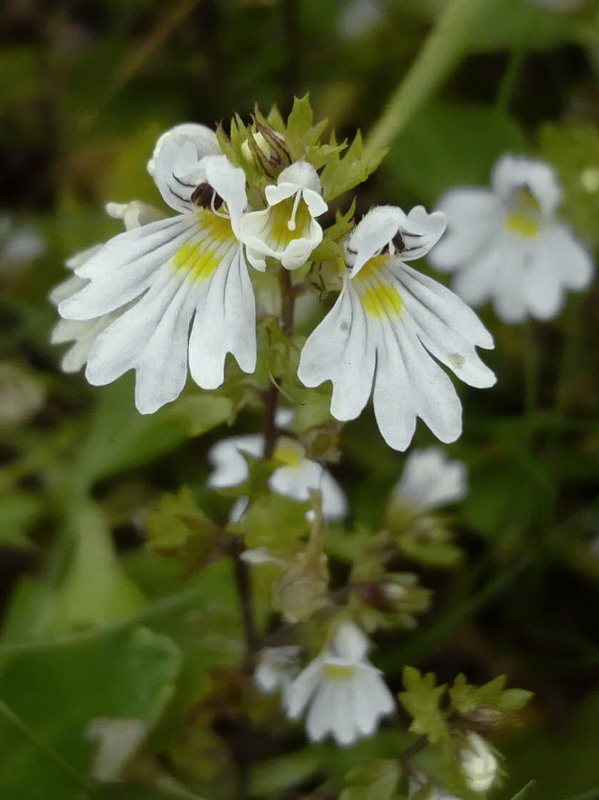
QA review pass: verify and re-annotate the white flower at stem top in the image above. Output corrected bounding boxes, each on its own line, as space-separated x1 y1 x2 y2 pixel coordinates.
285 620 395 746
207 409 347 520
298 205 496 451
392 447 467 514
459 732 499 793
429 154 594 323
240 161 328 271
57 123 257 414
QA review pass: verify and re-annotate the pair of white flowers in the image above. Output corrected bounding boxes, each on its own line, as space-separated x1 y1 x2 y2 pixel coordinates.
52 123 498 451
249 447 467 746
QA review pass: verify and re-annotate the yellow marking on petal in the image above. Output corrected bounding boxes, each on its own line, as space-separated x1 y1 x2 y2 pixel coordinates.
361 283 403 319
504 187 541 240
173 242 220 282
324 664 355 680
269 196 311 248
173 209 235 282
354 255 388 282
273 437 304 468
197 207 234 243
504 212 540 239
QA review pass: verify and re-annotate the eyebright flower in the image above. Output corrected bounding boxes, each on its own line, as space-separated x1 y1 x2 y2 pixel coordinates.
86 718 146 783
57 124 257 414
298 205 496 451
429 155 594 322
285 620 395 746
254 646 301 704
207 410 347 520
459 731 499 793
392 447 467 514
240 161 328 271
50 202 165 374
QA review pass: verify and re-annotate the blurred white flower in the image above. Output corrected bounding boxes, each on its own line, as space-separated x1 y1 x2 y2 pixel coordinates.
430 155 594 322
285 620 395 746
0 215 45 274
207 409 347 521
459 731 499 793
86 717 146 783
340 0 383 38
298 205 496 451
57 124 257 414
0 362 45 423
408 771 461 800
240 161 328 271
254 646 301 703
50 202 164 374
392 447 467 514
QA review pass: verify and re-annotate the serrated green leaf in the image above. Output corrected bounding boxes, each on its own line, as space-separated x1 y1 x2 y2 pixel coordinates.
399 666 449 744
231 491 310 551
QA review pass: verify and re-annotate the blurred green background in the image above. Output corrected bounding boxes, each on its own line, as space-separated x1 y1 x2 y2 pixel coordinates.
1 0 599 798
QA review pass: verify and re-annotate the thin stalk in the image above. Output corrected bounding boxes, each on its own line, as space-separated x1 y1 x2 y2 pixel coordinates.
523 319 540 454
364 0 501 157
495 6 534 113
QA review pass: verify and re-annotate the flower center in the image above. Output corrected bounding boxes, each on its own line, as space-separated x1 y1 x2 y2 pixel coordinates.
269 195 311 248
324 664 355 680
273 437 304 468
353 256 404 319
504 187 542 240
173 209 234 283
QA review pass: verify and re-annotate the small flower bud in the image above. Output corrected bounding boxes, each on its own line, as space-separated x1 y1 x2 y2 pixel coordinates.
459 731 499 793
243 120 291 178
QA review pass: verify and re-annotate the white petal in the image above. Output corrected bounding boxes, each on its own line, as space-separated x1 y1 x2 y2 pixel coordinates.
331 621 369 661
491 154 561 217
375 317 463 449
346 205 405 276
400 205 447 262
269 459 346 519
188 246 256 389
61 217 196 318
298 280 376 422
398 264 494 351
543 222 594 291
397 264 496 388
149 123 221 212
286 658 324 719
105 200 165 230
202 155 248 237
278 161 322 194
394 447 467 512
429 188 500 272
207 435 265 488
352 664 395 735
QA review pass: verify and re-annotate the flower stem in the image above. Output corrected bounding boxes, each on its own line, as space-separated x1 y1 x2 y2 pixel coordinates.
364 0 500 157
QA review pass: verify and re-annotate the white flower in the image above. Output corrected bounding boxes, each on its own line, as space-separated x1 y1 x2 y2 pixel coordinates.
50 202 165 373
240 161 328 271
207 410 347 520
429 155 594 323
392 447 467 514
340 0 383 38
254 645 301 704
298 205 496 451
85 717 146 782
285 620 395 746
459 732 499 793
57 123 257 414
0 215 45 270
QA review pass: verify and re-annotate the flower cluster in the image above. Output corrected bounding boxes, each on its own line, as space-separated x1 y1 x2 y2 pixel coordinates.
52 106 497 451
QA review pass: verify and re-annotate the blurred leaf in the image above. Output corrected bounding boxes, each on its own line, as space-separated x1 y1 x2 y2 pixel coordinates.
383 102 527 205
0 626 180 800
75 378 188 486
232 491 310 551
166 392 235 437
0 491 42 548
340 759 401 800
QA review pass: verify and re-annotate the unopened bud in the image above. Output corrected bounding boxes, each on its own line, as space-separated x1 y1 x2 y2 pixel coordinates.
242 121 291 178
459 732 499 793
